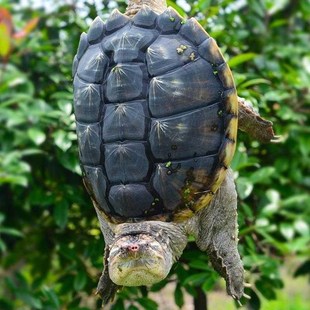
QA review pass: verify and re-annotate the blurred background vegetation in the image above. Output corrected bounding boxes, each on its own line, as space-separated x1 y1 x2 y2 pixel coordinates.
0 0 309 309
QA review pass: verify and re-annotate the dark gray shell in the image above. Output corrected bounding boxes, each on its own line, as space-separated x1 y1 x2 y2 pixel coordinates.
73 7 238 223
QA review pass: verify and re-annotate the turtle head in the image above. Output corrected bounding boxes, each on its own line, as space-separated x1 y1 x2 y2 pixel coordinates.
108 222 187 287
108 233 172 286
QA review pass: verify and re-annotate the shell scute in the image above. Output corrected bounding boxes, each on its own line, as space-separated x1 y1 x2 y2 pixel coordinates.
109 184 154 218
198 37 225 66
149 104 223 161
76 32 89 60
106 63 148 102
105 9 130 33
179 18 209 46
73 76 103 122
102 100 149 143
217 62 235 89
103 26 158 63
77 44 108 83
157 7 183 33
223 88 238 115
153 155 216 211
76 122 101 165
72 55 79 77
104 142 150 183
146 35 196 76
83 166 110 213
87 16 105 44
149 59 223 117
133 5 158 28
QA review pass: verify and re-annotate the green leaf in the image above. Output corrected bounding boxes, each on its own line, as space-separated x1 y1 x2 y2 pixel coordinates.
136 298 158 310
183 273 208 286
238 78 271 89
236 177 253 199
255 279 276 300
188 260 210 271
53 200 68 229
174 284 184 308
27 128 46 145
249 167 276 184
74 271 87 291
202 275 217 292
53 130 72 152
280 223 295 241
42 286 60 308
228 53 257 67
294 220 309 237
16 292 42 309
0 227 23 237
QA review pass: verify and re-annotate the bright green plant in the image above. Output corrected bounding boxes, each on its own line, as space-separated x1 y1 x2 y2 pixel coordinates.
0 1 309 309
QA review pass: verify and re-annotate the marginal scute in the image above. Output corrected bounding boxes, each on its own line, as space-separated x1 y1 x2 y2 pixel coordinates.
72 55 79 77
223 88 238 115
83 166 110 213
106 63 148 102
210 167 227 195
157 7 183 33
225 117 238 142
104 142 150 183
105 9 130 33
76 122 101 165
179 18 209 46
149 104 223 160
76 32 89 60
149 59 223 117
219 138 236 168
77 44 108 83
87 16 105 44
146 35 196 76
109 184 154 218
198 37 224 65
217 62 235 89
133 5 158 27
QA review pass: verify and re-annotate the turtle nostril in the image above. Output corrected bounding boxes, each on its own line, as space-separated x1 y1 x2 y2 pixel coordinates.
127 244 139 252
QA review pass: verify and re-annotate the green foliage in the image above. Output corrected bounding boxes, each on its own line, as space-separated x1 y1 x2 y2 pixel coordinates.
0 0 309 309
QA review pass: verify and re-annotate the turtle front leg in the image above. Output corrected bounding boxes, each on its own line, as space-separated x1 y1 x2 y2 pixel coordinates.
195 169 244 300
238 97 280 143
96 245 121 305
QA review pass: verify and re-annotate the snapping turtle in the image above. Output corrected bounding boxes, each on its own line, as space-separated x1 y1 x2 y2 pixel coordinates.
72 0 278 304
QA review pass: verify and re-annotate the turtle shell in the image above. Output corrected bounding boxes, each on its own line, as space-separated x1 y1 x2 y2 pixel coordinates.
73 7 238 223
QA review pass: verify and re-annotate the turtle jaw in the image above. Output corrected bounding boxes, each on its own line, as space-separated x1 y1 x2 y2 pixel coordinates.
108 234 173 286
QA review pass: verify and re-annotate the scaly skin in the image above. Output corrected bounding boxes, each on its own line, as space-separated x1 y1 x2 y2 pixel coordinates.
125 0 167 16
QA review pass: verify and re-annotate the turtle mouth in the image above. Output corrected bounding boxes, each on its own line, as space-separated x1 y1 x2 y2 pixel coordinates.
116 257 162 272
109 256 168 286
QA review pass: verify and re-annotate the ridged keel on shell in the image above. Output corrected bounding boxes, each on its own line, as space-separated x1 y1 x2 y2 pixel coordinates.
73 7 238 223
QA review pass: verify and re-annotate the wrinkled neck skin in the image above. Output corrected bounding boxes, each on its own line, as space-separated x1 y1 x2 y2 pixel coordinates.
125 0 167 17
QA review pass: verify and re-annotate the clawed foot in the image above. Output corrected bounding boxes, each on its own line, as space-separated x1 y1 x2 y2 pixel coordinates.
96 271 121 305
238 97 281 143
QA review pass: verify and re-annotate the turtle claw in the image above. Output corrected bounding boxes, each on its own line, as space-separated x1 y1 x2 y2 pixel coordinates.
271 135 283 143
243 293 251 300
243 282 252 288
